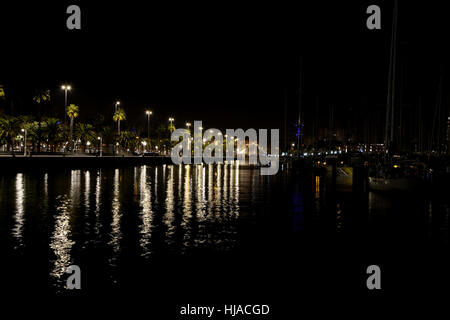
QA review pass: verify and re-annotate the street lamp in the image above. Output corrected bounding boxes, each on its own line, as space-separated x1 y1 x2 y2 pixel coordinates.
168 117 174 125
97 136 102 157
186 122 191 129
141 140 147 153
61 84 72 124
115 101 120 112
21 128 27 156
146 110 152 139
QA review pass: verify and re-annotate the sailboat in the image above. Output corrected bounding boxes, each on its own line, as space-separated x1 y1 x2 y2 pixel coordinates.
368 0 425 192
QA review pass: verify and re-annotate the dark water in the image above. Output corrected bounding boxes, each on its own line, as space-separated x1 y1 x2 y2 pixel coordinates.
0 164 449 312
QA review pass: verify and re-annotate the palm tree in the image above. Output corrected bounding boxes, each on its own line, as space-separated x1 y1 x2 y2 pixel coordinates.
0 115 21 153
44 118 62 152
74 123 96 153
33 89 51 152
66 104 79 151
23 120 39 153
113 108 126 135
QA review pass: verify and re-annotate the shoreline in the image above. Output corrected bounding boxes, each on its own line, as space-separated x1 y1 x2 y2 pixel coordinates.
0 155 268 171
0 155 173 171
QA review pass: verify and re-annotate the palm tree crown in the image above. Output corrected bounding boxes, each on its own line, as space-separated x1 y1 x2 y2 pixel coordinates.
113 108 126 134
67 104 79 119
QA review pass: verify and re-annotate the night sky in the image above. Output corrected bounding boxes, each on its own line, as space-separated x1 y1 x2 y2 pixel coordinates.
1 1 449 142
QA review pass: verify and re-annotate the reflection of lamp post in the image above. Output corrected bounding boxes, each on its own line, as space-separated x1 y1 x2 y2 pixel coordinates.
61 84 71 124
146 110 152 139
97 136 102 157
21 128 27 156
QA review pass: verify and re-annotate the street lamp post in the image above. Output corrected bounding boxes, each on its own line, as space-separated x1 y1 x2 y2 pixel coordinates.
169 117 174 125
186 122 191 131
21 128 27 156
98 136 103 157
146 110 152 139
61 84 71 124
114 101 121 155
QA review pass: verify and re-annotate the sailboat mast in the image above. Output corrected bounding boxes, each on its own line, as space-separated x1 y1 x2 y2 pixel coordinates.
385 0 398 152
297 57 303 150
284 88 288 152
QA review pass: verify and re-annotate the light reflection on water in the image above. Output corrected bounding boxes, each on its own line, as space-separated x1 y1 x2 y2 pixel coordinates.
139 165 153 257
49 194 74 284
12 173 25 248
109 168 122 263
1 164 448 290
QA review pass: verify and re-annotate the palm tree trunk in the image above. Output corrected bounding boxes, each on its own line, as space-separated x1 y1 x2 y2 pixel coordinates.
11 137 15 157
69 117 74 152
37 121 41 152
118 120 121 135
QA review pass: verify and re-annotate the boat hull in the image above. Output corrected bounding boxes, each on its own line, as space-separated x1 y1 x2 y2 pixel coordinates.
368 176 422 192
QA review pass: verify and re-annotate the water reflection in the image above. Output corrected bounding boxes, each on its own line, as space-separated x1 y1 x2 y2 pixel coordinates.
109 168 122 263
4 163 447 292
49 170 80 286
50 195 74 284
83 171 91 237
182 165 192 250
12 173 25 248
94 171 101 237
139 166 153 256
164 165 175 245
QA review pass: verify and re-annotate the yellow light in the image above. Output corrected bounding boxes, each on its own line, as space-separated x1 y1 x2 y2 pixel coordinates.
393 165 399 168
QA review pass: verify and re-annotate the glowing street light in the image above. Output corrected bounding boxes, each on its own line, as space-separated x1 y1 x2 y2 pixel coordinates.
61 84 72 124
115 101 120 112
145 110 152 139
168 117 174 124
186 122 191 129
97 136 103 157
21 128 27 156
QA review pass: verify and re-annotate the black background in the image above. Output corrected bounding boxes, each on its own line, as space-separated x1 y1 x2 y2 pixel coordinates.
1 1 450 133
1 1 449 317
